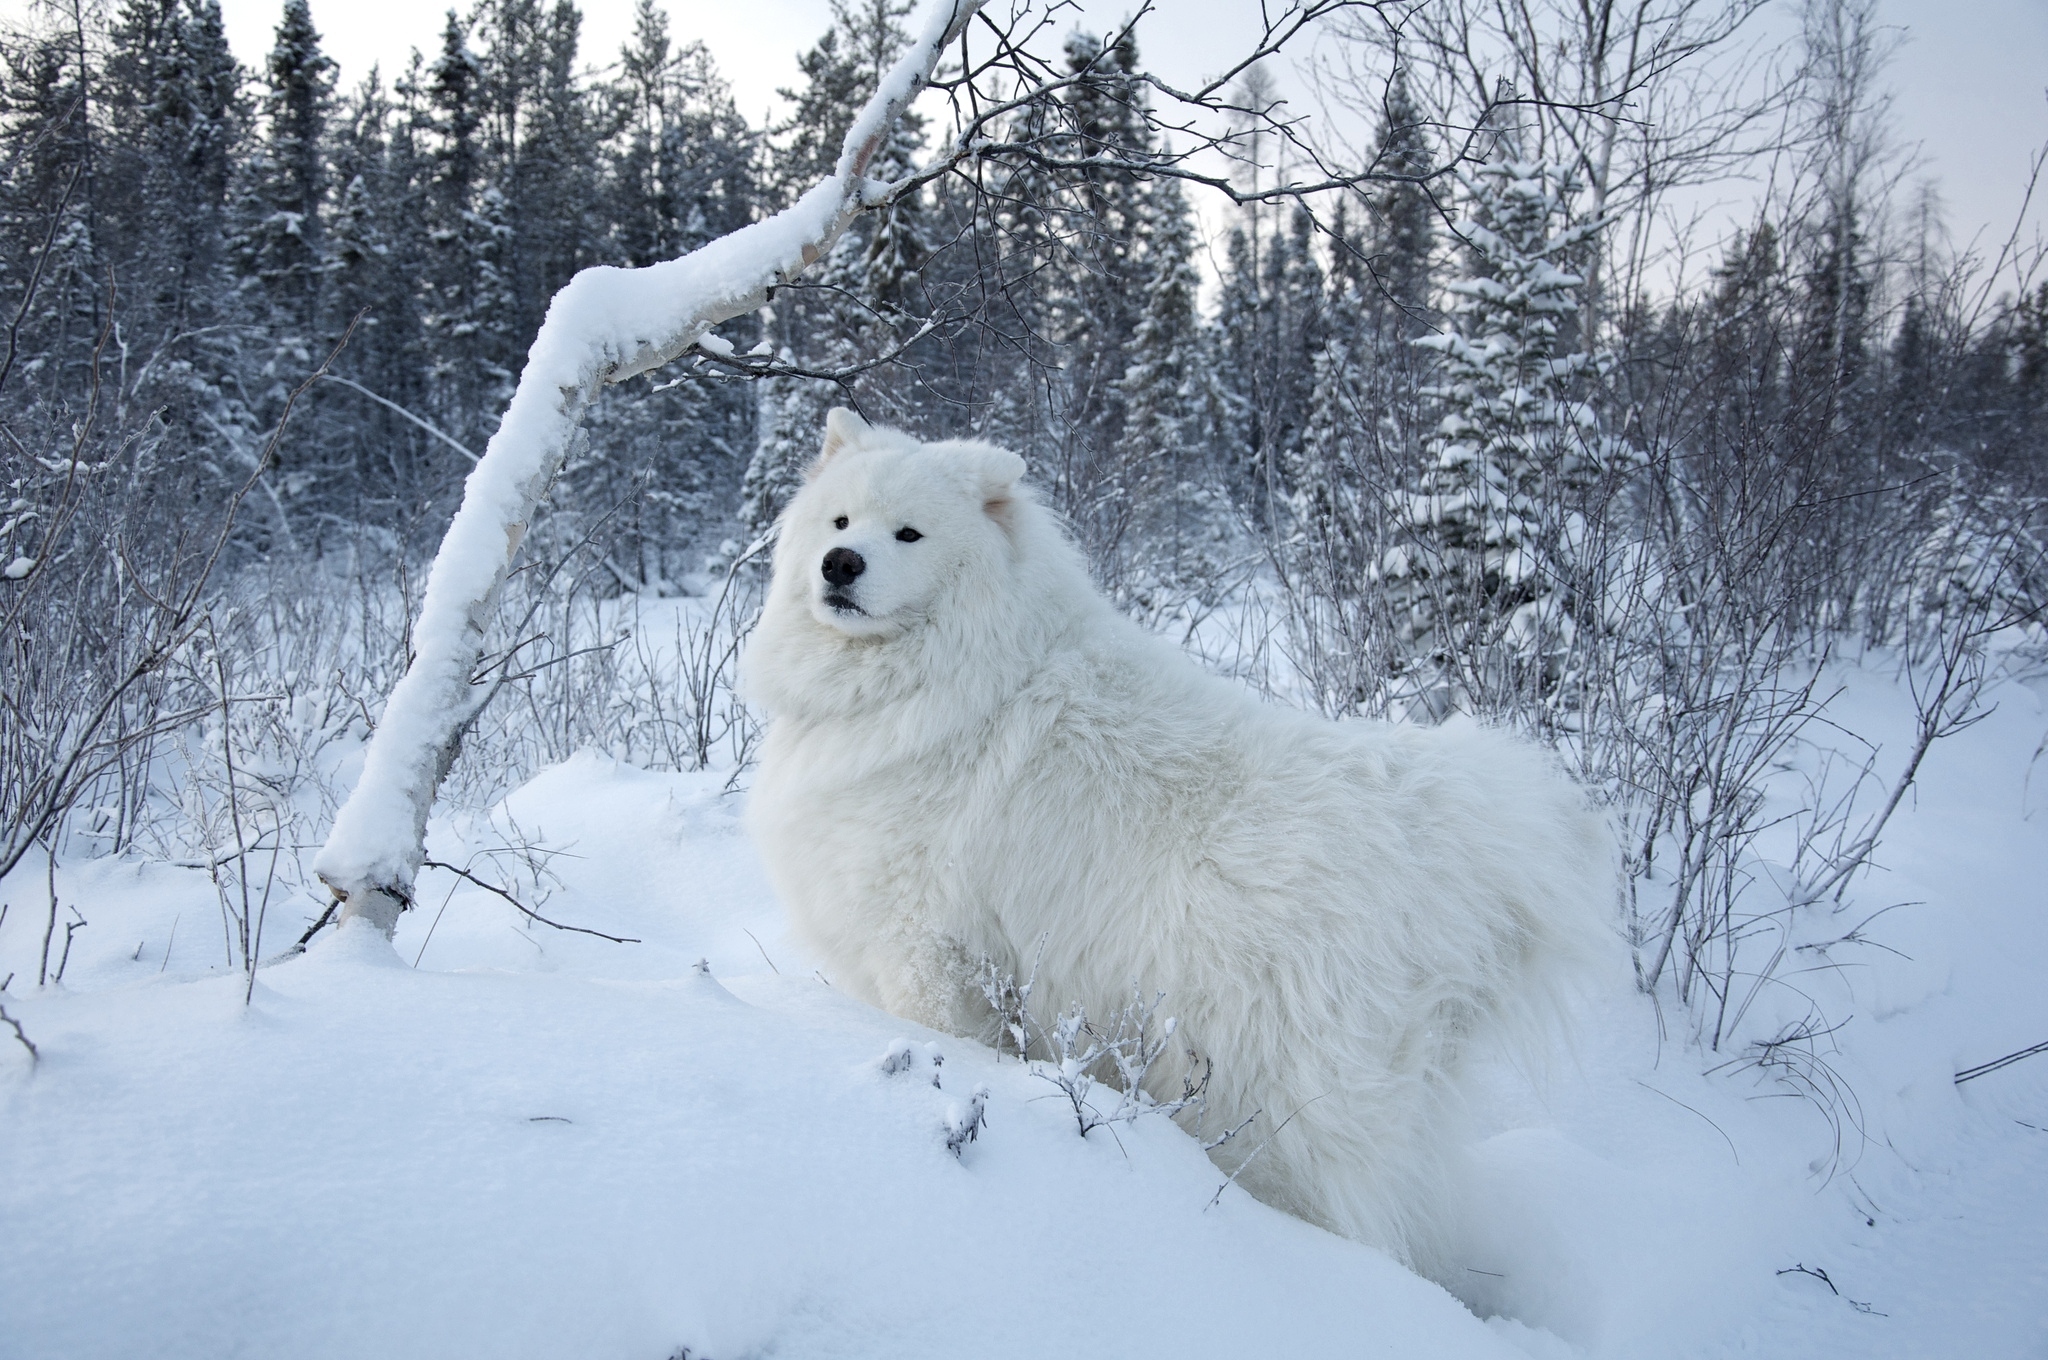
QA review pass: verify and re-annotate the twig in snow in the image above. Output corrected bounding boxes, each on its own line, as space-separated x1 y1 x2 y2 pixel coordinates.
742 928 780 974
52 906 84 986
293 902 337 951
1206 1096 1325 1212
1633 1080 1741 1165
1955 1040 2048 1084
1204 1115 1258 1154
420 858 640 944
0 999 35 1065
1776 1263 1837 1293
1775 1264 1887 1316
412 872 464 969
36 843 56 986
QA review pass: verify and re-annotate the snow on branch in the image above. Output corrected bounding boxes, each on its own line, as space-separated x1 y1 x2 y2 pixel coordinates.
312 0 985 935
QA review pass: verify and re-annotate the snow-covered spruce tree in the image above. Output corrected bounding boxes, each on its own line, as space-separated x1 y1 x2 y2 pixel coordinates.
957 88 1065 462
1117 173 1212 453
1278 81 1438 635
1279 206 1434 718
214 0 337 541
1113 171 1230 592
1049 28 1148 445
846 1 934 341
89 0 249 507
1268 207 1326 491
1290 213 1370 558
1213 203 1324 529
1383 158 1630 719
320 65 482 531
230 0 332 417
736 229 871 542
1210 224 1263 503
503 0 601 338
1363 66 1435 340
101 0 242 332
414 12 508 448
737 362 827 544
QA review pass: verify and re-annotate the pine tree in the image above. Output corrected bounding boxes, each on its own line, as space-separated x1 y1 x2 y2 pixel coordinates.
1293 217 1370 545
1384 159 1628 709
1119 173 1206 468
327 72 392 323
953 90 1061 457
1216 205 1322 525
1801 195 1870 396
611 0 680 262
244 0 335 330
1364 67 1435 338
1041 30 1155 572
100 0 241 328
1208 224 1274 517
1053 28 1149 444
206 0 335 540
416 11 505 443
509 0 596 335
1269 207 1325 483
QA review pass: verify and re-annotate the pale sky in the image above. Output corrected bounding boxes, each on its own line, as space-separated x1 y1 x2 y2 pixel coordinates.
12 0 2048 284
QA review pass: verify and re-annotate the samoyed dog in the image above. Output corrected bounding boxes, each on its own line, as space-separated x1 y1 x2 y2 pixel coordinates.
743 408 1611 1272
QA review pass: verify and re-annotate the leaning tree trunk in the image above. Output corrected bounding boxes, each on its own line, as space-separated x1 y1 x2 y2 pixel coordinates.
313 0 982 935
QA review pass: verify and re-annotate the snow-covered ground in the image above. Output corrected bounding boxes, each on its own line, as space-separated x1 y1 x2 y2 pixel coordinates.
1 654 2042 1359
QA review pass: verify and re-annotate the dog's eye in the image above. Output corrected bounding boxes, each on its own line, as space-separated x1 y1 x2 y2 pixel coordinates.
895 527 922 543
833 516 849 530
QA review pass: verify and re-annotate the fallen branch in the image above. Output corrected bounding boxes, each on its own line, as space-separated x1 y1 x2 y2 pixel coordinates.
293 901 338 951
1955 1039 2048 1085
420 858 640 945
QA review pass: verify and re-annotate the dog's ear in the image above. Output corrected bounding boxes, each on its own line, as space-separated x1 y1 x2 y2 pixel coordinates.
968 445 1027 534
806 407 870 479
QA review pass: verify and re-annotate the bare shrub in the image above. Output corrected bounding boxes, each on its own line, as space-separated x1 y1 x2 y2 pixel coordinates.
975 953 1211 1140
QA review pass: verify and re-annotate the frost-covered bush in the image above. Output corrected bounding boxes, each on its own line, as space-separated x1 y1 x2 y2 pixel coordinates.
976 955 1210 1140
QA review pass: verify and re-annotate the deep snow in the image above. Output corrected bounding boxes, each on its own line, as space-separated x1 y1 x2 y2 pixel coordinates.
1 654 2043 1359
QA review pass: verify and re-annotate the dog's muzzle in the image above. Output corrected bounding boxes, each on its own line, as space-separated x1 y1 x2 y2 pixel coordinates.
822 547 866 613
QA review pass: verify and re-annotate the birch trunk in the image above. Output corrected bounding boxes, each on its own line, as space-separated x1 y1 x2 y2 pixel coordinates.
313 0 982 934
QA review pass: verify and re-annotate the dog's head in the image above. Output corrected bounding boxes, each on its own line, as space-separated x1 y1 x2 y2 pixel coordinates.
775 408 1027 640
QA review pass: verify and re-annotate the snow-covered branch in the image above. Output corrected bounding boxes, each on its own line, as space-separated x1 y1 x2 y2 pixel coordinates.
312 0 984 935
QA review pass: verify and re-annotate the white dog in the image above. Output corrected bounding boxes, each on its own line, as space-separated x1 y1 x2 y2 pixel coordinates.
743 409 1611 1272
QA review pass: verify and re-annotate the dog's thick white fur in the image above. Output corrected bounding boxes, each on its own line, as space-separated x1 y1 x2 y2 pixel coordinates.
744 409 1611 1271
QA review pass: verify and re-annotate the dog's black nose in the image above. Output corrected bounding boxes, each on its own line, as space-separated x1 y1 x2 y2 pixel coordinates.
821 546 866 587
